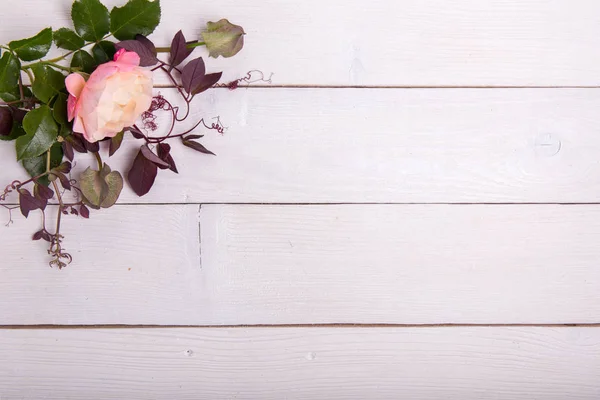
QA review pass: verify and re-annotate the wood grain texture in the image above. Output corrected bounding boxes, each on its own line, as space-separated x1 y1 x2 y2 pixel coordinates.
3 88 600 204
1 327 599 399
199 204 600 325
2 204 600 325
2 0 600 86
0 205 202 325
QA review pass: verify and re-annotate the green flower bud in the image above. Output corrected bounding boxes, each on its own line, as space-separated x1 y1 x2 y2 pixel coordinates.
201 19 245 58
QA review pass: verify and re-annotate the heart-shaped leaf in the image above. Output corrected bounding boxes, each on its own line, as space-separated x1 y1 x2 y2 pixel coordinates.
128 148 158 196
18 188 43 218
110 0 161 41
191 72 222 95
170 30 193 67
80 167 109 208
100 169 123 208
80 164 123 208
9 28 53 61
181 57 205 94
72 0 110 42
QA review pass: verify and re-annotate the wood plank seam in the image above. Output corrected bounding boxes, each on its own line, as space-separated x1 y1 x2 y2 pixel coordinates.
1 324 600 329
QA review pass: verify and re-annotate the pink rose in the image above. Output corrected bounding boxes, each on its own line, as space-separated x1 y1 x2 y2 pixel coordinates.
66 49 153 143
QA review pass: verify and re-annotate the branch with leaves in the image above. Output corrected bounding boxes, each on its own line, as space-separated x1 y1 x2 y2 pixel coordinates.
0 0 256 268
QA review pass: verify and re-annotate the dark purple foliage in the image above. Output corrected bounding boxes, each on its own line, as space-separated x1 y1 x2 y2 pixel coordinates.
128 148 158 197
169 30 194 67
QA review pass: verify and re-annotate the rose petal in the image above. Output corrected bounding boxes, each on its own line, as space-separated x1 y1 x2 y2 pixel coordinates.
115 49 141 67
113 48 126 62
65 73 86 98
67 95 77 122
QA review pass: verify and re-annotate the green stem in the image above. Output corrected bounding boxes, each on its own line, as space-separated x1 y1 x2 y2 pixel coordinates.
21 34 111 71
187 41 205 49
155 42 205 53
93 152 103 170
46 150 51 172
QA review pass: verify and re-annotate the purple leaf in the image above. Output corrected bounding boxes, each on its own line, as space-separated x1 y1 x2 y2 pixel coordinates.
128 149 158 197
53 172 71 191
67 133 88 153
18 189 41 218
181 57 206 94
170 30 194 68
157 143 178 173
70 208 79 216
127 126 146 140
182 140 216 156
116 39 158 67
32 230 44 241
135 34 157 55
184 134 204 140
140 144 170 168
79 204 90 219
191 72 223 95
41 231 52 242
54 162 72 174
62 140 74 161
34 182 54 200
74 133 100 153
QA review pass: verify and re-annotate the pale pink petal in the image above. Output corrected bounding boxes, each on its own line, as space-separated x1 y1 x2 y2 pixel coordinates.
113 48 126 61
67 95 78 122
115 50 140 66
73 115 85 136
65 73 86 98
86 64 119 87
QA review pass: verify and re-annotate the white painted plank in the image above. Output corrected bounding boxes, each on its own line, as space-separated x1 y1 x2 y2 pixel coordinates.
0 327 599 399
2 0 600 86
3 88 600 204
0 204 202 325
198 204 600 325
1 204 600 325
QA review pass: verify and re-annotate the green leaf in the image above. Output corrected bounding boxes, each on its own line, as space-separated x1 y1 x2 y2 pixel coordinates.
8 28 53 61
72 0 110 42
0 52 21 102
71 50 96 73
22 143 63 186
31 65 66 104
92 41 116 64
16 106 59 160
53 93 69 126
80 167 108 208
100 168 123 208
110 0 161 41
54 28 85 51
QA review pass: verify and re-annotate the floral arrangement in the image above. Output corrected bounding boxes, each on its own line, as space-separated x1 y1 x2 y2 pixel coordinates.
0 0 254 268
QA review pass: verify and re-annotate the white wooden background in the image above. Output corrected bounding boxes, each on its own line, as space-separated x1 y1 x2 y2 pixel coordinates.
1 0 600 398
